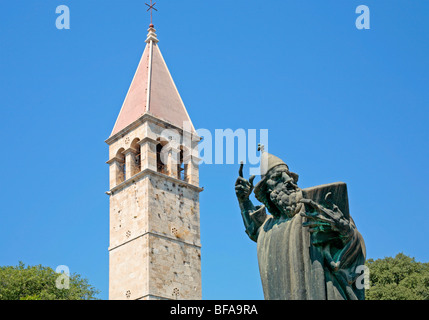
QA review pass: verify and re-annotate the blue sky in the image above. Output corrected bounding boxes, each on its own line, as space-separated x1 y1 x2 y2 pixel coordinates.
0 1 428 300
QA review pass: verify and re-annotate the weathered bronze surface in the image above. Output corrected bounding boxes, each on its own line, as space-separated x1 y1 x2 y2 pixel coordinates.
235 147 366 300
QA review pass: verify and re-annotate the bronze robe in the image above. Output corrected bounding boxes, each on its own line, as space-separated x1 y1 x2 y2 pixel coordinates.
249 202 366 300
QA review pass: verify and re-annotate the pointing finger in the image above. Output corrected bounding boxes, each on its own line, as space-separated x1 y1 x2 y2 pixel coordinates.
239 162 244 178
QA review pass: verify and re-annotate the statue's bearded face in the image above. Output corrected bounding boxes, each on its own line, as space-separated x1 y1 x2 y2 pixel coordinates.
265 166 301 218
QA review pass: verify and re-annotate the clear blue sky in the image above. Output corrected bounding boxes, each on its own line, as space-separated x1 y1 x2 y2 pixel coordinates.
0 1 428 300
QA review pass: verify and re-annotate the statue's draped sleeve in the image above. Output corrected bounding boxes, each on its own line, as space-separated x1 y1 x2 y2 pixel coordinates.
327 217 366 300
246 205 267 242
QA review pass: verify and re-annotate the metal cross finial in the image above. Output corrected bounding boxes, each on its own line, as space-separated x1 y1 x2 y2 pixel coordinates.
145 1 158 27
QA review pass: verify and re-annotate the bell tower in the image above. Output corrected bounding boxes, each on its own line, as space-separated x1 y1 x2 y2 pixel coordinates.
105 23 202 300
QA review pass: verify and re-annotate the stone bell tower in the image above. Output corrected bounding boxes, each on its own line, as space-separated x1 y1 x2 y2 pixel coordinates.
105 24 202 300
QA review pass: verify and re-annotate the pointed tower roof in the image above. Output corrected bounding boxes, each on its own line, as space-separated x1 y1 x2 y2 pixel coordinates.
110 25 195 137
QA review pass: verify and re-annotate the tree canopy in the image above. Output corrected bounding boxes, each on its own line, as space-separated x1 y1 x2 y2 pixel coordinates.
2 255 428 300
366 253 429 300
0 262 99 300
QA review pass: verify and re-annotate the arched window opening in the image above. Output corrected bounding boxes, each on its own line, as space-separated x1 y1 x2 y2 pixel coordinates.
177 147 188 182
121 162 126 181
116 148 126 184
131 138 141 175
156 142 167 174
135 151 141 172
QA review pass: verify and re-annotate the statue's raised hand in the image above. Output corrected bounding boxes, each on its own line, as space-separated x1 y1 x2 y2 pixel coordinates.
235 162 255 202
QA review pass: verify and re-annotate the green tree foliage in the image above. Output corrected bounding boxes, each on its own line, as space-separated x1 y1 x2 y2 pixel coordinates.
0 262 99 300
366 253 429 300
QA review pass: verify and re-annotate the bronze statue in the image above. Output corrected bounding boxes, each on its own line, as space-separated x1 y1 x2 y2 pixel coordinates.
235 145 366 300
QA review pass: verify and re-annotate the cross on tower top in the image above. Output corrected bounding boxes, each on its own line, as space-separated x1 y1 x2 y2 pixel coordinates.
145 1 158 27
